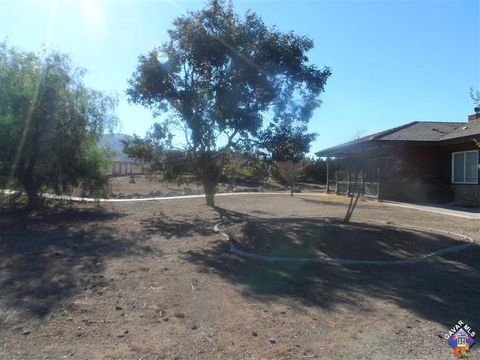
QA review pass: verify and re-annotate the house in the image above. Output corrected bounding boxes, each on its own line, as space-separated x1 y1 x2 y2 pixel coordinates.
316 110 480 207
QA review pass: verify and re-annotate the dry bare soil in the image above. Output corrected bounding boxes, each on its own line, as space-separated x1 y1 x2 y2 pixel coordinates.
0 194 479 359
107 175 324 198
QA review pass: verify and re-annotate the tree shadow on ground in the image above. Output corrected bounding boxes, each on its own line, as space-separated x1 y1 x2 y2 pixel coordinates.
186 207 480 332
300 196 379 210
141 210 215 239
226 218 469 261
0 207 155 321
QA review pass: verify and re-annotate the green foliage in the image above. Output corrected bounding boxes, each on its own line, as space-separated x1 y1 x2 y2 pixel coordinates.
261 121 317 163
304 157 327 183
222 151 267 185
127 0 330 205
0 42 118 207
122 123 192 183
78 140 113 197
471 88 480 107
262 120 317 194
470 88 480 148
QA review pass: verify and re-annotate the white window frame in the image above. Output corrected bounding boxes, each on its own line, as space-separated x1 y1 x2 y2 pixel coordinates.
451 150 479 184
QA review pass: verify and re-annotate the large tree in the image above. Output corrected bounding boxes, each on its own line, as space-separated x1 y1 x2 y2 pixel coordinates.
0 43 118 208
126 0 330 206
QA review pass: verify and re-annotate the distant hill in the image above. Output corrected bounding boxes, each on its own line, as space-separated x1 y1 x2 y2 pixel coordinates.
99 133 134 162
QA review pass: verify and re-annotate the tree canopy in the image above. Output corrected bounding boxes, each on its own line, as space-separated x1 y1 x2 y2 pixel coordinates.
126 0 330 206
261 121 317 163
0 43 118 207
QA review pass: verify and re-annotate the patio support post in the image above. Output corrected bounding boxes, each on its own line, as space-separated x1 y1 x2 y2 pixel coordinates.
360 151 365 195
347 162 351 195
361 167 365 195
335 158 339 194
377 166 381 199
326 157 330 193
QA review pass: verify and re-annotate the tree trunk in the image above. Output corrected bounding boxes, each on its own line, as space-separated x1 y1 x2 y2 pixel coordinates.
198 152 222 207
203 179 217 207
343 186 361 223
23 156 41 209
25 182 41 210
205 191 215 207
343 172 363 224
290 181 294 196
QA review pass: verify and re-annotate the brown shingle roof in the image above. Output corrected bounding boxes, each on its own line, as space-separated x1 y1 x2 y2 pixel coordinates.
316 121 480 156
438 121 480 141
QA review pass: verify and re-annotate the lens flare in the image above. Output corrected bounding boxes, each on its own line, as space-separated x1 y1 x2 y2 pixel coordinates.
156 51 169 65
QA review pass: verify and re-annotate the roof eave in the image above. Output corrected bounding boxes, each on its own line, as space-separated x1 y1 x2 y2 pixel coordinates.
316 140 379 157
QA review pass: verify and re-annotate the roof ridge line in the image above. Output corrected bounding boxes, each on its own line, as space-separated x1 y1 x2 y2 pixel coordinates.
370 121 418 140
414 121 465 124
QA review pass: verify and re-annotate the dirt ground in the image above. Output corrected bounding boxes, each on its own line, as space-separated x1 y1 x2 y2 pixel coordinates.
107 175 324 198
0 194 479 359
226 219 471 261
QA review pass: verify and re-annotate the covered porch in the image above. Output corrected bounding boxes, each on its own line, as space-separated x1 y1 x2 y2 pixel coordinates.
323 148 385 199
320 140 458 204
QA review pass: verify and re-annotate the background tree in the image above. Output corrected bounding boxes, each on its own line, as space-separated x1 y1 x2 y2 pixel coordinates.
304 157 328 183
273 159 308 196
471 88 480 148
471 88 480 107
0 43 118 208
121 123 193 181
126 0 330 206
222 151 267 191
262 121 317 195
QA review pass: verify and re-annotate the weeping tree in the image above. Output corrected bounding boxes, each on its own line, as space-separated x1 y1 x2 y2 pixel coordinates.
126 0 330 206
0 43 118 208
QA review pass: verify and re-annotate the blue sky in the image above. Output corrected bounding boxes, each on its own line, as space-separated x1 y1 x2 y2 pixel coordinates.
1 0 479 155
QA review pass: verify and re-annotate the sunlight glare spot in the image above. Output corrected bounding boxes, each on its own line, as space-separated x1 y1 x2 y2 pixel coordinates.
156 51 169 65
45 0 57 45
80 0 107 42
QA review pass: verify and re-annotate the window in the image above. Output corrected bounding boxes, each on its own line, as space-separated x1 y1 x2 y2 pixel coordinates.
452 150 479 184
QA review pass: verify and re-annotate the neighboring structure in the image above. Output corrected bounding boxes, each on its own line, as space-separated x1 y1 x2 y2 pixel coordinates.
111 160 144 176
317 110 480 207
100 133 144 176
